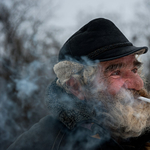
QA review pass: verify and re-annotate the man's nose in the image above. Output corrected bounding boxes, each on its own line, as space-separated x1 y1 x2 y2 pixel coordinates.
123 75 144 91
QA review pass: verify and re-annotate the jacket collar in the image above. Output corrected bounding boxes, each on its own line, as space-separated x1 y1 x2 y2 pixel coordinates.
46 78 96 130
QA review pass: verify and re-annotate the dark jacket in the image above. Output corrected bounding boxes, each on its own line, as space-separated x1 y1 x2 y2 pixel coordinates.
7 79 150 150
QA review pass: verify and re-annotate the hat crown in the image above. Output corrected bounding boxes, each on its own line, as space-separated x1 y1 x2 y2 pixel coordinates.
59 18 147 63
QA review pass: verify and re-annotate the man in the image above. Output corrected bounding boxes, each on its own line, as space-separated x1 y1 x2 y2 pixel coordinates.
8 18 150 150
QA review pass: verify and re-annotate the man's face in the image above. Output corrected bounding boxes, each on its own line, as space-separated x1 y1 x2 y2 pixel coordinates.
96 54 144 96
86 54 150 138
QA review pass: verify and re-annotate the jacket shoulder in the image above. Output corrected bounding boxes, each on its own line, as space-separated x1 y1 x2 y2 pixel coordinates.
7 115 66 150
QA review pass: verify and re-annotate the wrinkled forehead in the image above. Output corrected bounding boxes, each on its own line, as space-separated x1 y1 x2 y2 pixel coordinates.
99 54 137 68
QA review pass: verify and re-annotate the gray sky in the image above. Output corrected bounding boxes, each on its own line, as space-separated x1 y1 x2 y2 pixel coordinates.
43 0 145 44
53 0 143 27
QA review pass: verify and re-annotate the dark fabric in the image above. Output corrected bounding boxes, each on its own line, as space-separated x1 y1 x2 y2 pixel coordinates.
7 115 122 150
7 115 150 150
7 116 64 150
59 18 148 64
7 79 150 150
45 78 97 130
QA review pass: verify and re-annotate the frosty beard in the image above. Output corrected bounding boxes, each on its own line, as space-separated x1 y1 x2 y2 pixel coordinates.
85 87 150 139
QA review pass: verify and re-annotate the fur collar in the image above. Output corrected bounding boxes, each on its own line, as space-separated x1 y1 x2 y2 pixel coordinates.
46 78 96 130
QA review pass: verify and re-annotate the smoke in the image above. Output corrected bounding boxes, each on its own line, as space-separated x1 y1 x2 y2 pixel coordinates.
0 57 57 149
0 0 60 145
4 54 150 149
45 77 113 149
0 78 22 149
15 79 38 98
14 61 42 99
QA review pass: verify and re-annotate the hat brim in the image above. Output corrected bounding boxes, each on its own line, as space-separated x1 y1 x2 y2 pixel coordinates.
93 46 148 62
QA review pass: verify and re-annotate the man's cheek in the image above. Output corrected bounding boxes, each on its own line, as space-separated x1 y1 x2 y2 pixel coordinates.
107 79 125 95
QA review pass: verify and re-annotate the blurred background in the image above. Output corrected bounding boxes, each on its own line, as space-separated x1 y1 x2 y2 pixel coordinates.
0 0 150 149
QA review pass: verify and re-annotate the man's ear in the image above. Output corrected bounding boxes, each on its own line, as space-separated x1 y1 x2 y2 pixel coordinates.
66 77 85 100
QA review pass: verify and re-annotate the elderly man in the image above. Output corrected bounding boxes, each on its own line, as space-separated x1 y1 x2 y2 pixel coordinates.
8 18 150 150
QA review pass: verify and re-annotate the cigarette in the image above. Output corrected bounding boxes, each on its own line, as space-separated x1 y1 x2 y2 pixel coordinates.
138 96 150 103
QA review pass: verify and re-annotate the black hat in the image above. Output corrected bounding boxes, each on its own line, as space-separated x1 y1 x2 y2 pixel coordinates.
59 18 148 64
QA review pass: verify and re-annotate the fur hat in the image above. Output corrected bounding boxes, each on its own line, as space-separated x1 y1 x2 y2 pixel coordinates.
59 18 148 64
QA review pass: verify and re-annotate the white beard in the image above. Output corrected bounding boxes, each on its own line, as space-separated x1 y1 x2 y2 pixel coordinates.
85 87 150 139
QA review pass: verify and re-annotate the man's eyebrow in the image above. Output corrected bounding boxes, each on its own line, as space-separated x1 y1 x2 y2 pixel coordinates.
133 60 143 68
104 63 125 74
104 60 143 74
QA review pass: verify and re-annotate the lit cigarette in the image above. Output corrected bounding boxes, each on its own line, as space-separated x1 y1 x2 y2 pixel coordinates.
138 96 150 103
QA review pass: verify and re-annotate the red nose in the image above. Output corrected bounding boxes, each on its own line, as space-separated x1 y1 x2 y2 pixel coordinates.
123 74 143 91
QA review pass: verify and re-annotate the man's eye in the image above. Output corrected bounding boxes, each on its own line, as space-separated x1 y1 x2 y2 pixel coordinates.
111 70 120 76
132 68 138 73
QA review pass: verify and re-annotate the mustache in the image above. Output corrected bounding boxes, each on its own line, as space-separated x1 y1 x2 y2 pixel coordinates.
113 88 150 102
137 88 150 98
128 88 150 98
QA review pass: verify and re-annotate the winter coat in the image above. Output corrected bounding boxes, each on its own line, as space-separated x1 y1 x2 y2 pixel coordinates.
7 79 150 150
